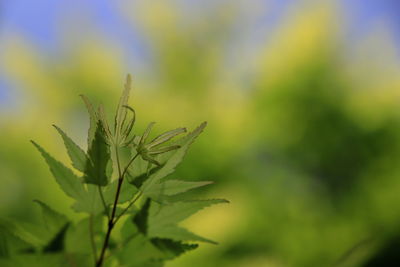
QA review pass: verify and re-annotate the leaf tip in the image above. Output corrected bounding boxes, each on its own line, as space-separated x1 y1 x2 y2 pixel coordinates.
32 199 42 205
217 198 230 204
125 74 132 89
30 140 38 147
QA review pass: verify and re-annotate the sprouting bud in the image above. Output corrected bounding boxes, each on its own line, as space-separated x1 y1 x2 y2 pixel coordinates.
135 124 186 166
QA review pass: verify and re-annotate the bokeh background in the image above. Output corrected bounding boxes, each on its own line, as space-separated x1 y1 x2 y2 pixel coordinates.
2 0 400 266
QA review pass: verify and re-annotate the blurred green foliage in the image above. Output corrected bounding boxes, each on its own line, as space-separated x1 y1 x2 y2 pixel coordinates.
2 1 400 266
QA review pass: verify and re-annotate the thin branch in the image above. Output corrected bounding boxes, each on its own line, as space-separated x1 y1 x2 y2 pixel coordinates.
113 191 143 225
121 153 140 178
98 185 110 221
96 149 140 267
89 215 98 265
115 146 123 178
114 160 150 224
104 232 139 261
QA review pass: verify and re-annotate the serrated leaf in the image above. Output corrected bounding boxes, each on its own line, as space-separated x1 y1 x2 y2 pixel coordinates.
147 199 227 244
72 180 136 215
133 199 151 235
53 125 88 172
103 179 138 204
117 234 170 267
34 200 68 235
32 139 107 215
0 220 46 248
43 223 69 253
127 155 153 188
31 141 86 200
120 215 138 240
65 216 103 255
148 145 181 156
149 225 216 244
115 75 132 139
119 224 201 262
0 253 91 267
138 122 156 147
0 231 9 258
72 185 104 215
5 202 71 253
84 121 111 186
0 224 36 257
150 238 198 258
146 128 187 149
97 104 113 141
120 105 136 144
145 180 213 198
80 94 98 148
1 212 70 254
141 122 207 194
141 153 161 166
150 199 228 225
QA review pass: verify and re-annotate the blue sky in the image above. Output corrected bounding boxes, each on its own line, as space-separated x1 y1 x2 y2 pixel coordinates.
1 0 398 52
1 0 399 105
341 0 400 45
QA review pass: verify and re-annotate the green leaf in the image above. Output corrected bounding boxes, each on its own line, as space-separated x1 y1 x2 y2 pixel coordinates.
139 122 156 146
80 94 98 148
150 199 229 227
0 224 35 258
65 216 103 255
0 219 46 248
146 128 187 149
84 121 111 186
117 234 169 267
103 179 138 204
150 238 198 259
120 215 139 241
133 199 151 235
31 141 86 200
0 253 91 267
53 125 88 172
115 74 132 138
147 199 228 244
24 201 70 253
72 185 104 215
72 180 136 215
145 180 213 198
141 153 161 167
149 199 228 225
127 155 153 188
34 200 68 236
148 145 181 156
1 200 71 253
119 105 136 146
42 223 69 253
33 130 110 215
97 104 113 141
149 225 216 244
0 231 9 258
141 122 207 195
117 235 198 266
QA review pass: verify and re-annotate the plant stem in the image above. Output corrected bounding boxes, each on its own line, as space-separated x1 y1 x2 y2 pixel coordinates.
98 185 110 221
113 191 143 225
89 215 97 265
95 149 139 267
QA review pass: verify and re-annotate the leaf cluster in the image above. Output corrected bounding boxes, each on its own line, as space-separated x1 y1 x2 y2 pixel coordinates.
0 75 228 267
